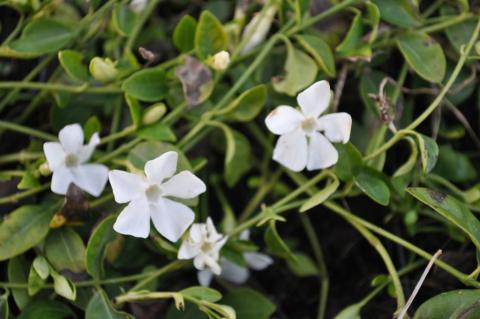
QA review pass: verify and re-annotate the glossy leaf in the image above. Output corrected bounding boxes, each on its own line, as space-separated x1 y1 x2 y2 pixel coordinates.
86 216 118 279
173 15 197 53
45 227 86 273
442 6 477 53
17 299 73 319
195 11 228 60
354 167 390 206
8 256 30 309
433 145 476 183
414 289 480 319
264 221 296 260
286 252 318 277
373 0 420 28
336 11 372 60
335 143 363 182
10 18 76 54
300 177 339 212
397 32 446 83
222 288 275 319
58 50 89 82
413 133 439 174
112 3 137 36
272 39 317 96
51 271 76 301
0 204 56 261
85 290 132 319
181 286 222 302
137 122 177 142
122 68 168 102
295 34 336 77
408 187 480 250
224 85 267 122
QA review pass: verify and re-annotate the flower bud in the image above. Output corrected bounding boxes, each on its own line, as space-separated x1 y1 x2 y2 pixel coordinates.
142 103 167 125
210 50 230 71
240 5 277 55
89 57 118 82
39 162 51 176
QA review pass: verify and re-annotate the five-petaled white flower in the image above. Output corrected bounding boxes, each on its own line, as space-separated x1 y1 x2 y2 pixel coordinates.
265 80 352 172
109 151 206 241
197 229 273 286
178 217 228 283
43 124 108 197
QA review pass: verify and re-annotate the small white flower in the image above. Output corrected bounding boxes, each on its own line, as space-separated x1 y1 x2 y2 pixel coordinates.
211 50 230 70
129 0 148 13
43 124 108 197
265 80 352 172
240 5 277 55
178 217 228 281
197 230 273 286
109 151 206 241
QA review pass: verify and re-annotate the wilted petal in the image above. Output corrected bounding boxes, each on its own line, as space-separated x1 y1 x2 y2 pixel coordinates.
161 171 206 199
113 199 151 238
150 198 195 242
307 132 338 170
220 259 249 284
197 269 214 287
265 106 303 135
297 81 331 118
144 151 178 184
43 142 66 171
78 133 100 163
272 129 308 172
178 241 201 260
245 252 273 270
59 124 84 153
71 164 108 197
109 170 147 203
239 229 250 241
316 112 352 144
51 167 74 195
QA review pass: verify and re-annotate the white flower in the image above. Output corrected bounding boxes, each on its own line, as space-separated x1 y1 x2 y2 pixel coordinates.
211 50 230 70
265 80 352 172
109 151 206 241
197 230 273 286
178 218 228 281
240 5 277 55
43 124 108 197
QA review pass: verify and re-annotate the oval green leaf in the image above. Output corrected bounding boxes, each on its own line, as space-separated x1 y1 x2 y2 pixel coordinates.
414 289 480 319
86 290 132 319
45 227 86 273
222 288 276 319
354 167 390 206
173 15 197 53
224 85 267 122
294 34 336 77
58 50 89 82
373 0 420 28
122 68 168 102
86 216 118 280
180 286 222 302
195 11 227 60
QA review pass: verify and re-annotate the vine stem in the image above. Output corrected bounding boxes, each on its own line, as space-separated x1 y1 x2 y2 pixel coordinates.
0 120 56 141
0 82 122 94
365 17 480 161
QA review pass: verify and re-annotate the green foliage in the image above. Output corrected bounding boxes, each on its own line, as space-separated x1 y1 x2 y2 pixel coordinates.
195 11 227 60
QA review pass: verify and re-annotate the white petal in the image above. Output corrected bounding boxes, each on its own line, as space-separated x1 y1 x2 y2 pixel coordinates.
297 80 331 118
58 124 84 153
77 133 100 163
272 129 308 172
161 171 206 199
43 142 66 171
265 105 303 135
214 236 228 251
316 112 352 144
108 170 147 203
70 164 108 197
239 229 250 240
144 151 178 183
193 254 207 270
113 199 151 238
307 132 339 170
178 241 200 260
197 269 214 287
244 252 273 270
51 167 74 195
150 198 195 242
189 224 206 243
220 259 249 284
204 256 222 275
206 217 223 242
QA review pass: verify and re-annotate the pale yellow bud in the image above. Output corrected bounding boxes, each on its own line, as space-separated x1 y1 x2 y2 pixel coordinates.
211 50 230 71
89 57 118 82
39 162 51 176
142 103 167 125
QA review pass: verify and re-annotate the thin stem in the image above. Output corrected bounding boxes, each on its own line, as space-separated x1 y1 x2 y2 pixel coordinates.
0 82 122 94
0 120 56 141
418 14 473 33
124 0 160 53
0 152 43 165
0 183 50 205
128 260 189 292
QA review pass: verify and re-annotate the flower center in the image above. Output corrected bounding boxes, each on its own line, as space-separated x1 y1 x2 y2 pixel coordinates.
64 153 79 167
145 184 162 202
300 117 317 134
200 241 214 254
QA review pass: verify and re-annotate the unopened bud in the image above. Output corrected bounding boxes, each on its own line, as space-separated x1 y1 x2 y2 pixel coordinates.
142 103 167 125
89 57 118 82
39 162 51 176
210 50 230 71
49 213 66 228
241 5 277 55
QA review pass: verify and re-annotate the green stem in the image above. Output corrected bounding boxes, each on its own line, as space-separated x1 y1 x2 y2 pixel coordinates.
0 152 43 165
0 120 56 141
128 260 189 292
418 14 473 33
0 183 50 205
124 0 160 53
0 82 122 94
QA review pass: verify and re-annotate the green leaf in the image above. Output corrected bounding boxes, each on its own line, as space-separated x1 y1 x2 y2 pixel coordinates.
27 262 46 296
286 252 319 277
112 3 137 36
180 287 222 302
335 143 363 181
17 299 73 319
397 32 446 83
222 288 275 319
58 50 89 82
264 220 296 260
354 167 390 206
412 133 439 174
224 130 252 187
359 70 396 115
224 85 267 122
442 7 477 53
89 57 119 82
294 34 336 77
433 145 476 183
83 116 101 141
365 2 380 44
336 11 372 60
45 227 86 273
8 256 30 309
125 94 142 128
414 289 480 319
272 39 318 96
373 0 420 28
0 204 56 261
137 122 177 142
51 272 76 301
300 177 339 212
408 187 480 250
0 289 9 319
17 169 40 190
128 141 192 172
122 68 168 102
334 303 363 319
86 216 118 280
195 11 228 60
173 15 197 53
86 290 132 319
33 256 50 279
10 18 76 54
